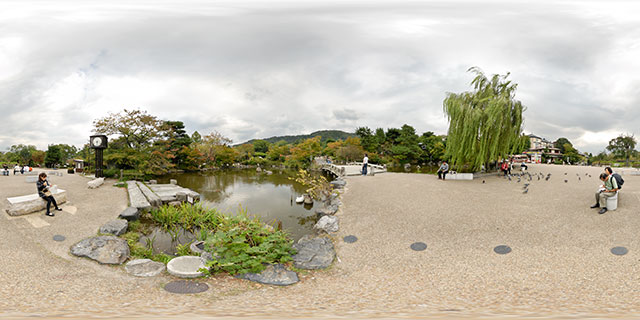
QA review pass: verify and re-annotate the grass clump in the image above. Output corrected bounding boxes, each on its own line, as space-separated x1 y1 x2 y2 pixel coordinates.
148 203 296 275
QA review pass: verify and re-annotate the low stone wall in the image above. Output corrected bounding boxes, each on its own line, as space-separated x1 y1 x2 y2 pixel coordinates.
6 189 67 216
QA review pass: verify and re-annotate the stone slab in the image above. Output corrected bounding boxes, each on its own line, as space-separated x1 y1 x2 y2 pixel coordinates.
126 181 151 210
99 219 128 236
70 236 130 265
6 189 67 216
125 259 166 277
236 264 299 286
167 256 206 278
136 182 162 207
119 207 139 221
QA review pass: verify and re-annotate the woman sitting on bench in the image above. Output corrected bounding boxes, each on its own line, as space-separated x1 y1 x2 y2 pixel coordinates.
37 172 62 217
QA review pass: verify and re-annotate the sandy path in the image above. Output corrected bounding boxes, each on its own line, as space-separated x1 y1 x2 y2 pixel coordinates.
1 165 639 319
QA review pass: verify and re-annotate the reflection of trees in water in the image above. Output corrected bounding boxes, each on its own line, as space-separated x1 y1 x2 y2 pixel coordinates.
296 214 319 227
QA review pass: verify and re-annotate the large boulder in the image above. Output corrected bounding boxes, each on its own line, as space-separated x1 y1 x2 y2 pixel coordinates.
314 215 339 233
292 235 335 270
125 259 165 277
315 203 339 217
236 264 299 286
167 256 206 278
119 207 139 221
99 219 128 236
70 236 130 265
87 177 104 189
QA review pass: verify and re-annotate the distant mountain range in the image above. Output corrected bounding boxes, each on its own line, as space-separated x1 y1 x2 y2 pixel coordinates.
239 130 356 145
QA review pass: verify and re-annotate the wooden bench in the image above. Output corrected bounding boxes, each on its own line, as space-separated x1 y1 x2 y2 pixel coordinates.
5 189 67 216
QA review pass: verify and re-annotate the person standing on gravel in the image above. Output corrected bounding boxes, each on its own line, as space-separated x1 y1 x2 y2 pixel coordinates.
362 154 368 176
37 172 62 217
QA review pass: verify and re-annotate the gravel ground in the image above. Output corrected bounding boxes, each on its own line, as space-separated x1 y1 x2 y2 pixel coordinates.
1 165 640 319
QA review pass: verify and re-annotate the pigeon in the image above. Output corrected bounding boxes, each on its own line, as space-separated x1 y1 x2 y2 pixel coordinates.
517 178 521 183
579 177 581 181
508 176 512 181
565 173 567 175
564 180 568 183
545 176 550 181
523 189 528 194
482 180 485 184
538 176 540 181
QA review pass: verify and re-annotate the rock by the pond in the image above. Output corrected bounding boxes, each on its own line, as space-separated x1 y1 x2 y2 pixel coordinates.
119 207 139 221
170 179 177 185
303 194 313 205
330 180 346 188
292 235 335 270
167 256 206 278
256 167 262 172
236 264 299 286
190 240 205 254
125 259 166 277
148 180 157 184
201 251 214 261
99 219 128 236
70 236 130 265
314 215 339 233
87 177 105 189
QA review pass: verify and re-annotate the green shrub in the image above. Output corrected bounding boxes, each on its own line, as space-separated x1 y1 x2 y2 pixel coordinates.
103 168 120 178
148 203 296 275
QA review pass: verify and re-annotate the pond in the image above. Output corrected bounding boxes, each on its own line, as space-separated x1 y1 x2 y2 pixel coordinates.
154 169 320 243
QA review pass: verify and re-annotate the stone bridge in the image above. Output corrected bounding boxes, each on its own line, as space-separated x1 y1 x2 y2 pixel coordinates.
321 162 387 177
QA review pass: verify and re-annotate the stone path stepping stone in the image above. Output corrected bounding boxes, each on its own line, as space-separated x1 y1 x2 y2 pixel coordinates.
343 235 358 243
125 259 166 277
164 280 209 294
236 264 299 286
167 256 206 278
99 219 128 236
611 246 628 256
494 245 512 255
70 236 130 264
410 242 427 251
62 205 77 215
292 235 335 270
119 207 139 221
53 235 65 242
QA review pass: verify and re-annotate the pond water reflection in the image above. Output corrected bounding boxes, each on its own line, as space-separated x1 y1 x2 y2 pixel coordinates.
157 169 319 241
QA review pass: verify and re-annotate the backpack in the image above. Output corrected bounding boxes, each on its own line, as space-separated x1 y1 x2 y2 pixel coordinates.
612 173 624 189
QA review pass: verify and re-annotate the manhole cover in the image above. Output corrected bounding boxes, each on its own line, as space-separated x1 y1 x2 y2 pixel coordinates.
410 242 427 251
611 247 628 256
343 235 358 243
164 280 209 294
494 245 512 254
53 235 65 242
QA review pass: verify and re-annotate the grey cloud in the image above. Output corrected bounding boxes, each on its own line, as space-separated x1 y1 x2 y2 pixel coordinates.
332 108 359 122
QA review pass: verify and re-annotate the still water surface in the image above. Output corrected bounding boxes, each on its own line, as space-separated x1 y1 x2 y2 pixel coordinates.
157 169 319 242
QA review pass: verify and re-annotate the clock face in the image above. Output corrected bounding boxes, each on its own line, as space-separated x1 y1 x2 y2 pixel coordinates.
92 137 103 147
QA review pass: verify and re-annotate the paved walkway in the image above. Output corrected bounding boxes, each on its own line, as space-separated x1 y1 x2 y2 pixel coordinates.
1 165 640 318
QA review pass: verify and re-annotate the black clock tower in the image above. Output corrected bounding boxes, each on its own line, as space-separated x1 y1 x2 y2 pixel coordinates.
89 135 108 178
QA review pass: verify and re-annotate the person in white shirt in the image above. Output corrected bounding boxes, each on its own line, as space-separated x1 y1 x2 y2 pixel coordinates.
362 154 368 176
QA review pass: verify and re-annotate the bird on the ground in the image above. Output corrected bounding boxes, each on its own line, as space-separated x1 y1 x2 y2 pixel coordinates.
579 177 581 181
564 180 568 183
524 183 530 188
545 176 550 181
508 176 512 181
482 180 485 184
538 176 540 181
517 178 521 183
565 173 567 175
523 189 528 194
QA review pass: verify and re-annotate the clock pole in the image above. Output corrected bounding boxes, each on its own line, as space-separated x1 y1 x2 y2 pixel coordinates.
96 148 104 178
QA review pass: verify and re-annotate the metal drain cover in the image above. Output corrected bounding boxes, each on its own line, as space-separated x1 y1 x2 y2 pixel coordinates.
494 245 512 254
343 235 358 243
164 280 209 294
611 247 628 256
410 242 427 251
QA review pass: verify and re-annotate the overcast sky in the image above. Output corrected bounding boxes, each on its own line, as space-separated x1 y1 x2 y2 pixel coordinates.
1 0 639 154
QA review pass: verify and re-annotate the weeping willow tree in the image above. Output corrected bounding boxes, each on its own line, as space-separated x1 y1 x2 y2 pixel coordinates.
443 67 526 172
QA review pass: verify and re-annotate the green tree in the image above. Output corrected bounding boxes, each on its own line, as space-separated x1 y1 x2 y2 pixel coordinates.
607 134 637 166
191 131 202 143
196 131 233 167
44 144 63 167
554 137 572 154
443 67 525 171
9 144 38 165
93 109 163 150
355 127 377 152
253 140 270 153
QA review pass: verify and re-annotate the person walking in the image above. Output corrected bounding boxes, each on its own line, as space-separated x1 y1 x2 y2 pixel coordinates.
590 172 619 214
437 161 449 180
362 154 368 176
37 173 62 217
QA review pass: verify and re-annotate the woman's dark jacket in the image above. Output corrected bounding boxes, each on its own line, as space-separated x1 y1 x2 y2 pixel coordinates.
36 179 49 198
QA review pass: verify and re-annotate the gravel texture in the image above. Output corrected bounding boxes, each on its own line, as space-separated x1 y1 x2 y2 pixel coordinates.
2 165 640 319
